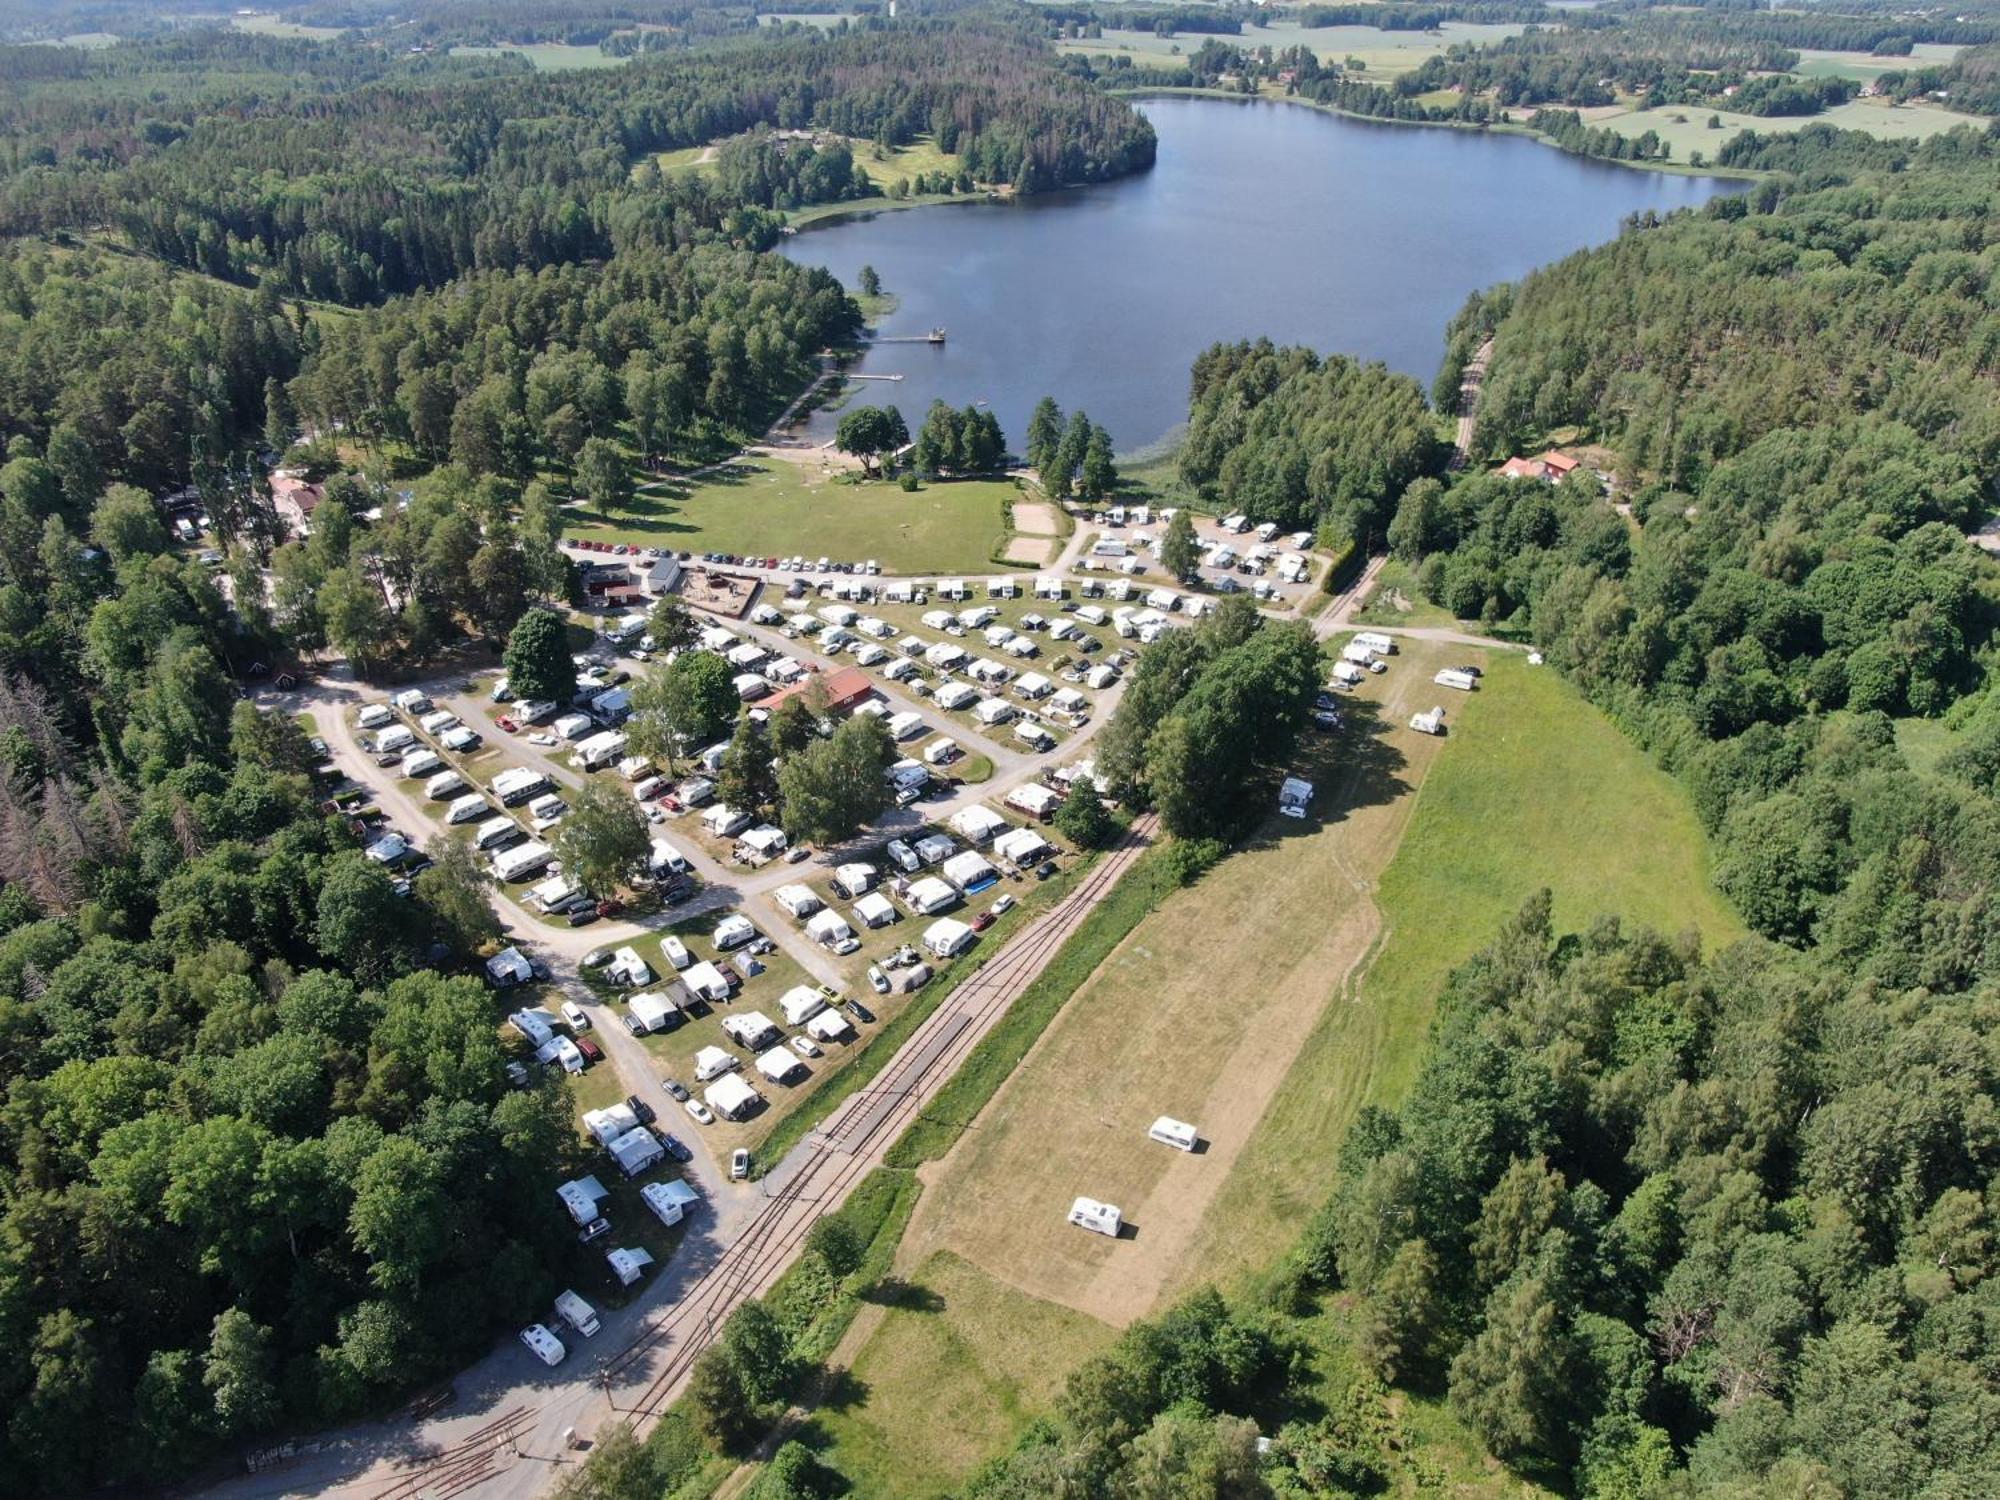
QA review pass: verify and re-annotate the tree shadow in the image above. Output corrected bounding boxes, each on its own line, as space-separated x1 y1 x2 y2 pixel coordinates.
1239 697 1411 853
860 1276 945 1313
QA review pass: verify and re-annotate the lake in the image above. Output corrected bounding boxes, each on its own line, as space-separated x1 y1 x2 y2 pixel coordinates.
782 96 1741 454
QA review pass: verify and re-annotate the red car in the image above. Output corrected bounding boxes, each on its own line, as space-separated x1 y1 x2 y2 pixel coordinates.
496 715 518 733
972 911 996 932
595 898 624 919
575 1037 604 1064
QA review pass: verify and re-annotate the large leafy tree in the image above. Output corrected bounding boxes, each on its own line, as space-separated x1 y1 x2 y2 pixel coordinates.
501 608 576 706
550 777 651 897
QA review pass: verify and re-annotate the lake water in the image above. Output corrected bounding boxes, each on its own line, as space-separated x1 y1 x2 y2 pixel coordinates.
782 96 1740 454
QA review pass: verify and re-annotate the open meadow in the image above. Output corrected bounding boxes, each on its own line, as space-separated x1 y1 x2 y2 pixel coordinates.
1061 20 1529 78
563 457 1026 574
807 634 1747 1495
1594 94 1980 159
447 41 627 70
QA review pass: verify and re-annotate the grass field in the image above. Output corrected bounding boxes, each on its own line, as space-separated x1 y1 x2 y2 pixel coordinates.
230 12 348 40
1792 43 1963 82
812 1250 1118 1496
760 11 859 28
1177 646 1747 1291
849 136 965 193
447 42 627 70
817 640 1745 1493
567 458 1023 575
1595 96 1978 160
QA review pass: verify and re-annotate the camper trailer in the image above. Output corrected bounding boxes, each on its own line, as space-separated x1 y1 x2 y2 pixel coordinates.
1278 776 1314 819
1434 669 1478 692
1411 706 1446 736
1068 1197 1122 1238
1147 1117 1200 1152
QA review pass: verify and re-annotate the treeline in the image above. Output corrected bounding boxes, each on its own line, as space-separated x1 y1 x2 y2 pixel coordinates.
1878 39 2000 116
1 22 1156 301
1603 2 2000 51
1179 339 1444 546
0 448 587 1490
1528 107 1670 162
0 245 302 494
291 246 857 470
956 895 2000 1496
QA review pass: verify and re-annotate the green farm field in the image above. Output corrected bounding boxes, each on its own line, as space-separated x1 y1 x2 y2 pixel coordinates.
448 42 627 70
566 458 1025 575
1063 20 1528 77
1594 95 1978 159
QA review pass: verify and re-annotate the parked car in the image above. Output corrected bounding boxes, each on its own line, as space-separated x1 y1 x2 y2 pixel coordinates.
730 1148 750 1180
575 1037 603 1064
661 1132 693 1164
566 907 600 927
990 893 1016 916
847 1000 877 1025
662 1077 689 1102
577 1217 610 1244
972 911 996 933
868 964 890 994
685 1099 715 1125
582 947 613 968
626 1094 656 1126
496 715 519 733
1036 860 1059 881
560 1001 590 1031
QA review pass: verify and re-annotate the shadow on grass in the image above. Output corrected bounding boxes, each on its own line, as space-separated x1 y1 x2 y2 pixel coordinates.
1240 697 1410 852
860 1276 945 1313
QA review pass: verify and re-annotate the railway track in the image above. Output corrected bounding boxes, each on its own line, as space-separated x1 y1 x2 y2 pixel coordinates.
597 817 1157 1426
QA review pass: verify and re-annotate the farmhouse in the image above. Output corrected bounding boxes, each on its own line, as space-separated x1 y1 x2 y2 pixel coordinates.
269 472 326 539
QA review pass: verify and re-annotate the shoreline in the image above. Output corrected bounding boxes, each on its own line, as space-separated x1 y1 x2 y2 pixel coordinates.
1110 84 1768 181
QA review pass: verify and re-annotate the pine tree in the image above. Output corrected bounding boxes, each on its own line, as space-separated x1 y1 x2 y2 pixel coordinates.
1026 397 1064 477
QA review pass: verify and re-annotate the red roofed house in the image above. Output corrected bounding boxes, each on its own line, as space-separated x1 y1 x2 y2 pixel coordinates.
1498 457 1545 481
1538 451 1580 481
270 472 327 539
763 665 875 717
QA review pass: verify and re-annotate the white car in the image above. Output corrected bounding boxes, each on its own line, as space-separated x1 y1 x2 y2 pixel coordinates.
730 1148 750 1180
867 964 890 994
990 893 1016 917
528 732 557 746
560 1000 590 1031
789 1035 821 1058
830 936 861 957
685 1099 715 1126
519 1323 567 1367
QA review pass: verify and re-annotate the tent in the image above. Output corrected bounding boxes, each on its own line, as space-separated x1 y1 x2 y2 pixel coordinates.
852 891 897 929
627 991 679 1035
682 961 731 1003
737 824 788 861
484 946 533 987
949 806 1008 844
556 1175 609 1226
607 1127 665 1178
780 986 827 1027
774 883 822 918
693 1045 738 1082
583 1102 641 1147
606 1247 655 1286
941 850 998 892
806 908 854 945
994 826 1051 867
756 1046 806 1084
704 1073 763 1120
924 917 975 958
904 877 958 915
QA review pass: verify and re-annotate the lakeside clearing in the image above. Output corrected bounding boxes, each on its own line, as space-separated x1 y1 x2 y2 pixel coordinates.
448 41 627 70
567 457 1025 574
